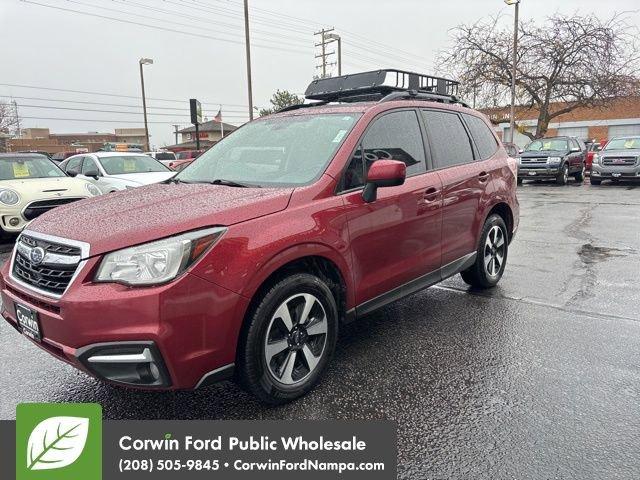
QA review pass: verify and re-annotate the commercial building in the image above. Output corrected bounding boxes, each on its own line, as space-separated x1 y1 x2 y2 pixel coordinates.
483 96 640 148
8 127 147 153
165 120 238 152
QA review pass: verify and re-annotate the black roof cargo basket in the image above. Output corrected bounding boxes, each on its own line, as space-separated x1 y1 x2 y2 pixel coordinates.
304 69 465 106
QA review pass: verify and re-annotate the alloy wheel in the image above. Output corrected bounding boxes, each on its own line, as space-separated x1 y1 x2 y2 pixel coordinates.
484 226 505 277
264 293 328 385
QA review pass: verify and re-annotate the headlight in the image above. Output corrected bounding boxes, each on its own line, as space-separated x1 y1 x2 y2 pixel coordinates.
95 227 227 286
547 157 562 165
593 154 600 165
85 182 102 196
0 189 20 205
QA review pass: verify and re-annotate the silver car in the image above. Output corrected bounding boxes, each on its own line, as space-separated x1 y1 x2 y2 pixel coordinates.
591 136 640 185
60 152 175 193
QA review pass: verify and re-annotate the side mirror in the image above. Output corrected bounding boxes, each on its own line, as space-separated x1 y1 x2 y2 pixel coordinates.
84 170 100 179
362 160 406 203
67 169 78 177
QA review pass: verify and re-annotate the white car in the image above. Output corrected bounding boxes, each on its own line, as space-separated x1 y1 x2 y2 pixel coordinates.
0 153 101 236
60 152 175 193
145 151 177 167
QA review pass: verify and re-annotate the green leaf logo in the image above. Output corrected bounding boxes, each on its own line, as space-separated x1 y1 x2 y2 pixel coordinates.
26 416 89 471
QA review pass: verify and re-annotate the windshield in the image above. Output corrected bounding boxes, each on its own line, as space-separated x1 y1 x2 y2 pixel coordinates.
0 156 66 180
525 139 569 152
176 113 361 187
100 155 170 175
605 137 640 150
154 152 176 160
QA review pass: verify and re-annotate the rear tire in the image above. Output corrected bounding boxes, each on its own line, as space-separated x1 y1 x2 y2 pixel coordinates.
590 177 602 185
237 273 338 405
461 214 508 289
556 164 569 185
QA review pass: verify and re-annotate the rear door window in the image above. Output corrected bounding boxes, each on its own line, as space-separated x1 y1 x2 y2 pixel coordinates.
422 110 475 168
463 114 499 160
82 157 99 174
341 110 426 191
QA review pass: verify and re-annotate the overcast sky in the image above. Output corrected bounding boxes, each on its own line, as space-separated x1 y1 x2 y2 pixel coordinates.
1 0 638 147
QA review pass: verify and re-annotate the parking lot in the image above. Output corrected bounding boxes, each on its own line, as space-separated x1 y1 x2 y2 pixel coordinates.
1 181 638 479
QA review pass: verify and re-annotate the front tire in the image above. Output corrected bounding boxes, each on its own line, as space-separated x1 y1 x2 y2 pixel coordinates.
556 164 569 185
517 178 523 186
461 214 508 289
574 164 585 183
237 273 338 404
590 177 602 185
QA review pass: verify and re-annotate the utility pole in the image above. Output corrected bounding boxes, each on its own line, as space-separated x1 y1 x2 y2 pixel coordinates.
173 124 180 145
314 28 336 78
325 33 342 76
505 0 521 144
12 100 21 137
243 0 254 121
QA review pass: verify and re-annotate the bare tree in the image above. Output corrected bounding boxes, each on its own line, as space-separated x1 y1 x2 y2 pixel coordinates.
440 13 640 139
0 101 20 136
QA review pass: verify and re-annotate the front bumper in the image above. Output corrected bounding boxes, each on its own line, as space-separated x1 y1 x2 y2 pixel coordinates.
1 257 249 390
517 166 560 179
591 164 640 180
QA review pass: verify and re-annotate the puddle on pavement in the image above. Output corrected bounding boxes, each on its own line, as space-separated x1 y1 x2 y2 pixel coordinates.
578 244 629 264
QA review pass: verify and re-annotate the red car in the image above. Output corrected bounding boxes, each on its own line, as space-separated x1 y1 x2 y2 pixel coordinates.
1 70 519 404
167 158 194 171
585 141 605 172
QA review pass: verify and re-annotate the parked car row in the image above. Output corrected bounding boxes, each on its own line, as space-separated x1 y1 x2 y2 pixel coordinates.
0 152 174 237
515 135 640 186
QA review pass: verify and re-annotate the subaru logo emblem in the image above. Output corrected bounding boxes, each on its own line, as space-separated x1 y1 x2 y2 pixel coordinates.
30 247 45 265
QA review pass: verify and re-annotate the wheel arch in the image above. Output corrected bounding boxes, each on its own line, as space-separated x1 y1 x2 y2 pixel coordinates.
486 202 514 242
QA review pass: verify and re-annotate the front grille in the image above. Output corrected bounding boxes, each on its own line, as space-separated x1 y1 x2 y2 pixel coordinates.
21 234 81 256
23 198 83 221
521 157 547 164
12 236 82 295
602 156 637 166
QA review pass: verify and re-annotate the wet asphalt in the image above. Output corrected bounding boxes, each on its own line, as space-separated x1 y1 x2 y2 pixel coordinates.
1 180 639 479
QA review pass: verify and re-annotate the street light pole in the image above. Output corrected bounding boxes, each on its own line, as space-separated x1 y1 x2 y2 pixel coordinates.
139 58 153 151
505 0 520 144
243 0 254 121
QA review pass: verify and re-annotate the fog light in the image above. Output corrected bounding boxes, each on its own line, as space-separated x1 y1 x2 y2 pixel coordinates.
78 343 170 387
9 217 20 227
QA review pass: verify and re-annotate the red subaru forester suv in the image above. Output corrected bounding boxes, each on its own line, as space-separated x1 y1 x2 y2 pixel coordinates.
1 70 518 404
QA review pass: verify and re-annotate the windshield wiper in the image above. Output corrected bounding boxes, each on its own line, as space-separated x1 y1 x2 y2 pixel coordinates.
207 178 258 188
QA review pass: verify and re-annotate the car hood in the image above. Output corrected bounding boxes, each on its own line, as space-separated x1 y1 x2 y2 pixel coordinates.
106 171 176 185
1 177 90 198
599 149 640 157
519 150 568 158
27 182 294 256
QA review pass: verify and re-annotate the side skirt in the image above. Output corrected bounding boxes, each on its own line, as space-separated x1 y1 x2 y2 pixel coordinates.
350 252 477 320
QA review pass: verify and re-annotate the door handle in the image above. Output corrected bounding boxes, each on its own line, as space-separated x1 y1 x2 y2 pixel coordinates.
478 171 490 182
423 187 439 202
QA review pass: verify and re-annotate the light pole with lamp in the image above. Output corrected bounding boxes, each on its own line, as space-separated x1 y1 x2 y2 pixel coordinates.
139 58 153 151
504 0 520 144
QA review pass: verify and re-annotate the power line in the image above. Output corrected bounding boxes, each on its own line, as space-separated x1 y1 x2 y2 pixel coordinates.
21 1 311 56
62 0 313 51
16 104 249 119
19 116 238 125
0 95 251 113
0 83 263 108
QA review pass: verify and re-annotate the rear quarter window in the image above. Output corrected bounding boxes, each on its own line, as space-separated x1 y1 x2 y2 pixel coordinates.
463 114 499 160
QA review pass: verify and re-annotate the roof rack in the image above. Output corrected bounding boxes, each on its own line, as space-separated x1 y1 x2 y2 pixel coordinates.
304 69 465 105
